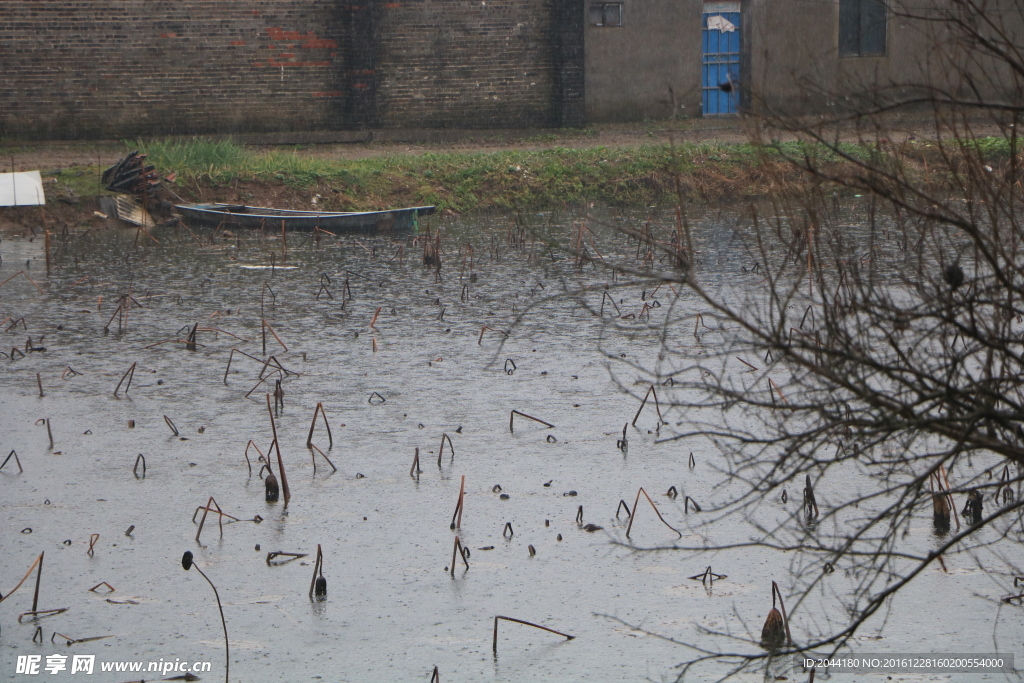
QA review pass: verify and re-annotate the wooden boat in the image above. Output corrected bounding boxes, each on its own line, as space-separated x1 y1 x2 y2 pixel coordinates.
174 203 435 232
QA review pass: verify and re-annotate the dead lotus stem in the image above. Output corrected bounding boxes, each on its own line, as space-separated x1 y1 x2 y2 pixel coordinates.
18 608 68 623
309 443 337 472
223 349 237 384
242 439 266 476
87 533 100 556
266 551 307 566
0 270 45 294
103 301 124 331
245 375 272 399
761 580 793 647
192 503 244 524
0 553 43 608
223 347 274 385
769 377 789 405
437 432 454 467
258 354 294 380
193 496 260 543
478 325 508 345
0 449 24 473
737 356 759 371
687 566 727 584
430 665 439 683
631 384 664 426
51 632 114 646
599 290 620 316
508 410 555 433
164 415 179 436
803 474 819 518
36 372 43 397
938 464 960 531
626 487 683 539
305 403 334 449
492 615 575 654
369 305 381 329
262 319 288 352
133 454 146 477
113 361 137 397
450 537 469 576
309 544 326 598
450 475 466 530
410 447 422 477
266 393 290 506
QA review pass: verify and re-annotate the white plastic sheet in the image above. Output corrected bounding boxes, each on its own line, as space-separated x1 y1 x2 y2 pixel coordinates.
0 171 46 206
706 14 737 32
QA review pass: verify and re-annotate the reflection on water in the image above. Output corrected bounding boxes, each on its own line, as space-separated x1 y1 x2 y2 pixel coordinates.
0 206 1017 681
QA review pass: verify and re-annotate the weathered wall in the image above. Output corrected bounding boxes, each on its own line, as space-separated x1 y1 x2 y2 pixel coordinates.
374 0 560 128
0 1 347 139
3 0 1020 137
584 0 704 122
0 0 577 139
582 0 1024 121
744 0 1024 115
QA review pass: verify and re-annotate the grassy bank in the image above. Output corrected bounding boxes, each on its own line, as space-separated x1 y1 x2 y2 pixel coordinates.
40 135 1017 215
141 137 787 212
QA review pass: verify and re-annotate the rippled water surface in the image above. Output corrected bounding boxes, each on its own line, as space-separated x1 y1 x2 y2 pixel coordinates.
1 208 1019 682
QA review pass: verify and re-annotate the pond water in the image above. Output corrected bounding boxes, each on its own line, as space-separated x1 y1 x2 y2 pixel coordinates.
1 207 1019 682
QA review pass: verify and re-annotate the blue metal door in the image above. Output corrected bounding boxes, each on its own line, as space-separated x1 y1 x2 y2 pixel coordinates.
702 7 741 115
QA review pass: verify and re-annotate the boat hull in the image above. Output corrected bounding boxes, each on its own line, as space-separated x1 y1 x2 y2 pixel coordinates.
174 203 435 233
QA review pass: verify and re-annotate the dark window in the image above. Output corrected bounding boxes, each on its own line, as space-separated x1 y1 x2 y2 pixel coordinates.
589 3 623 27
839 0 886 56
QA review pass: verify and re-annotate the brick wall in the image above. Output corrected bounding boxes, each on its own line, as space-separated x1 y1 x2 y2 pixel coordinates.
375 0 559 128
0 1 347 139
0 0 574 139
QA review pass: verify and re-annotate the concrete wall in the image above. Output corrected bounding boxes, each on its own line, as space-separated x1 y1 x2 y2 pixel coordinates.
744 0 1024 115
583 0 1024 121
584 0 704 122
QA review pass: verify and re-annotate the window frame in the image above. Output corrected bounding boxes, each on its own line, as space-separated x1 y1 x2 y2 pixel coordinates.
589 2 624 27
838 0 887 57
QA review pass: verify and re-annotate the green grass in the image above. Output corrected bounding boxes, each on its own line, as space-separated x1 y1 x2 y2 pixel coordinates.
122 135 1017 213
